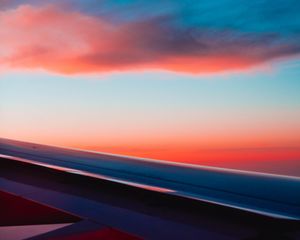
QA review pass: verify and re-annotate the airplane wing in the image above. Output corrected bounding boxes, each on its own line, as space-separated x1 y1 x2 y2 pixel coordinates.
1 138 300 239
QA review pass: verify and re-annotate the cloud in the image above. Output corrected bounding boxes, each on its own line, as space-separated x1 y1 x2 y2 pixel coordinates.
0 4 300 74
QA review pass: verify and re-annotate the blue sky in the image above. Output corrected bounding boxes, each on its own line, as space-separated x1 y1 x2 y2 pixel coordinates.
0 0 299 173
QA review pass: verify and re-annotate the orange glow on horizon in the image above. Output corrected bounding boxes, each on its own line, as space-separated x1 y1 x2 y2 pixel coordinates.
70 144 300 176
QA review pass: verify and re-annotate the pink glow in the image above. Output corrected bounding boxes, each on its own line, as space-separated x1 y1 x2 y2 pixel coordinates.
0 5 280 74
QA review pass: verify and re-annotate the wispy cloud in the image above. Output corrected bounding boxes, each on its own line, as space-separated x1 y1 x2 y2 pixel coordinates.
0 1 300 74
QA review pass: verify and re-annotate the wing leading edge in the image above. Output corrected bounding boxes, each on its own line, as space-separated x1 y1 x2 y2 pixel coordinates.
0 137 300 221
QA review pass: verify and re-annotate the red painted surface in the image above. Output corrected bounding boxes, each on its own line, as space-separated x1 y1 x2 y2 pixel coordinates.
49 228 142 240
0 191 80 226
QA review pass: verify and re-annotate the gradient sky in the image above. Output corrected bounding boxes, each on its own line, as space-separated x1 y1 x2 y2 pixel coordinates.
1 0 300 175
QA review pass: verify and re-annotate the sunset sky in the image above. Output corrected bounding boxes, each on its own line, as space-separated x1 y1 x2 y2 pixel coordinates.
1 0 300 175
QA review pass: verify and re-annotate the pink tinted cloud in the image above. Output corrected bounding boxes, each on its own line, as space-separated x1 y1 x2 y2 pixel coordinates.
0 5 296 74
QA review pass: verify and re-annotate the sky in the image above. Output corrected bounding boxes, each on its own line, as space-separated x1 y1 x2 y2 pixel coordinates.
1 0 300 175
